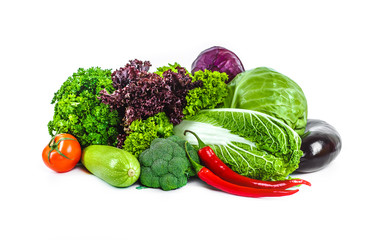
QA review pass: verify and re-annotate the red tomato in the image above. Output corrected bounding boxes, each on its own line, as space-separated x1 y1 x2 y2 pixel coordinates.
42 133 82 173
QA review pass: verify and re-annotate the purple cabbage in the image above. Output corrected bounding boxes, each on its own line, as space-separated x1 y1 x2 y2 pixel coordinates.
191 46 245 83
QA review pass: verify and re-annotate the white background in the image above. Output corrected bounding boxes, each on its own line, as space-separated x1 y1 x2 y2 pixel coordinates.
1 0 367 239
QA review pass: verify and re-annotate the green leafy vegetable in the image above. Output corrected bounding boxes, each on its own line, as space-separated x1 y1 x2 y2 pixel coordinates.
155 62 189 77
138 136 200 190
48 67 121 148
123 112 174 157
223 67 308 135
174 108 303 181
183 69 228 118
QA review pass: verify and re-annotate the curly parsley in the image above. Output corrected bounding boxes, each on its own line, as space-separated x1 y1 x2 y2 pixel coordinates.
47 67 121 148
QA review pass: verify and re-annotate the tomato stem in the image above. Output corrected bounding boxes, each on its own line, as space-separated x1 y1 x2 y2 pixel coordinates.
47 136 78 163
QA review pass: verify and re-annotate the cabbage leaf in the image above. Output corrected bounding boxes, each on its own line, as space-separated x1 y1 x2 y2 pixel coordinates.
174 108 303 180
223 67 308 135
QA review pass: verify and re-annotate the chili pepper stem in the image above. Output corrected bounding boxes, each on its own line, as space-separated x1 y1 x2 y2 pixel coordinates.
184 130 206 149
185 141 203 173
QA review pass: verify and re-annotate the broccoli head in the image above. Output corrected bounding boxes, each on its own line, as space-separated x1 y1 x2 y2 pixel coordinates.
138 136 200 191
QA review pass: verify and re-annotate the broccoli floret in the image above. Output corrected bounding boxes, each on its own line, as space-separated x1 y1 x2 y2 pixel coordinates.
138 136 200 191
165 135 199 177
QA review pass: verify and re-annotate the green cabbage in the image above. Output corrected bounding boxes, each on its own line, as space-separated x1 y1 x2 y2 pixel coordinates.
223 67 308 135
174 108 303 181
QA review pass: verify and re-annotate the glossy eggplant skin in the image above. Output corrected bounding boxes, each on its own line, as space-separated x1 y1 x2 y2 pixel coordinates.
295 119 342 173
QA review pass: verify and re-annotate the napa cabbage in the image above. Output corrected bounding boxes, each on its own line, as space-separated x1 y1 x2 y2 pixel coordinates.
174 108 303 181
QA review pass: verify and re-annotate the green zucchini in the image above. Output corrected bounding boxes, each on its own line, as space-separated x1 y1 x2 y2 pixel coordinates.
82 145 140 187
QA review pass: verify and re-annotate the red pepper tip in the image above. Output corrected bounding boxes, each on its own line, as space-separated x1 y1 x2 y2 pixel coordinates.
303 180 312 187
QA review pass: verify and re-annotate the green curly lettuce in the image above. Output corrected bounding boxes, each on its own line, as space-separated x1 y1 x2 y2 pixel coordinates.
48 67 121 148
123 112 174 157
183 69 229 118
155 62 190 77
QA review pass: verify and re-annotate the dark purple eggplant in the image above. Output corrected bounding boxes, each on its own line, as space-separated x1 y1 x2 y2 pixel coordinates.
295 119 342 173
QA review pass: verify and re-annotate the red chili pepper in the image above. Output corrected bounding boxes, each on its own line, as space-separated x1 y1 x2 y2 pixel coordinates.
184 130 311 190
185 142 299 198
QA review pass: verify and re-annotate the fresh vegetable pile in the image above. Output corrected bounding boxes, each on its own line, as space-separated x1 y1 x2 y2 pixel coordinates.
42 46 342 198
